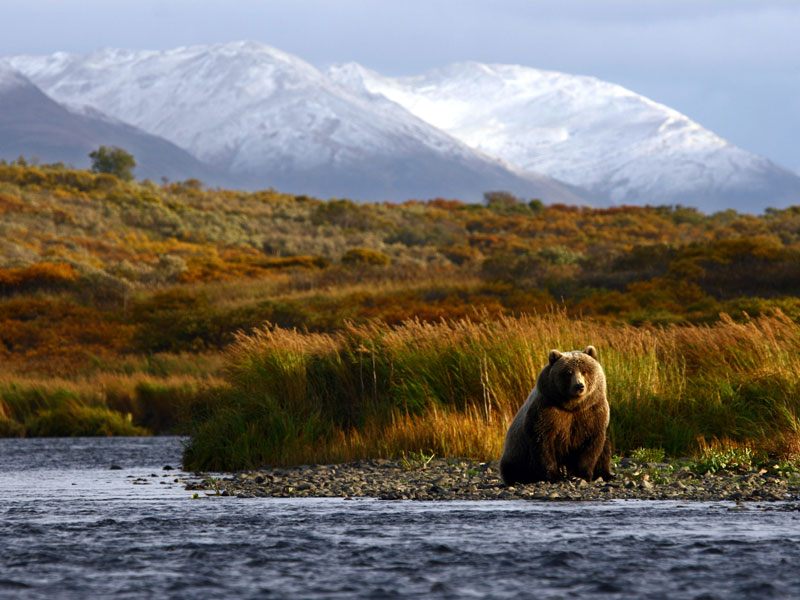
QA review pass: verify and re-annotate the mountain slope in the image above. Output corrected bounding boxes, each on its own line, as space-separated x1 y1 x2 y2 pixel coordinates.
7 43 586 204
0 61 218 183
329 61 800 213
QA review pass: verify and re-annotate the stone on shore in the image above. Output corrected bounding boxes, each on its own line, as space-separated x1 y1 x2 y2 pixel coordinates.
185 457 800 503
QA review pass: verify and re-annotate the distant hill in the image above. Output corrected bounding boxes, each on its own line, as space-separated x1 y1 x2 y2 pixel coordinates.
0 60 221 184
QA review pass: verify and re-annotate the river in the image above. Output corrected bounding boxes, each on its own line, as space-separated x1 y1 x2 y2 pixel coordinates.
1 436 799 599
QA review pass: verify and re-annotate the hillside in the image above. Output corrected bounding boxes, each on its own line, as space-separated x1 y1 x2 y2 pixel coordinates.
3 162 800 459
2 162 800 372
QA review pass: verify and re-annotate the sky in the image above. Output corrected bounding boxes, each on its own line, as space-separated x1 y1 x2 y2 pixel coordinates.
1 0 798 171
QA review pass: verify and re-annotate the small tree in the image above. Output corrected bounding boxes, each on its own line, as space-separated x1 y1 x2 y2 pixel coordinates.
89 146 136 181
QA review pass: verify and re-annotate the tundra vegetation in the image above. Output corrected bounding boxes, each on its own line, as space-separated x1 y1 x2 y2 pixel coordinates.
2 159 800 470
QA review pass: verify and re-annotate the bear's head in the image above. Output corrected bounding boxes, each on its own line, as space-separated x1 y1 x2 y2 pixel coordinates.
544 346 604 409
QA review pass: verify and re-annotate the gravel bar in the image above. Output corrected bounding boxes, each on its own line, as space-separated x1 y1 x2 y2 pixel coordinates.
186 457 800 503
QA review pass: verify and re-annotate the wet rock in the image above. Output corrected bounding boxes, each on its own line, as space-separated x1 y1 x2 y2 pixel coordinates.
186 458 800 503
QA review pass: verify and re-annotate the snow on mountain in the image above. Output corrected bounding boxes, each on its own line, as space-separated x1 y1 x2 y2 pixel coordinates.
8 43 798 211
0 60 30 92
7 43 585 204
0 61 218 182
329 61 800 213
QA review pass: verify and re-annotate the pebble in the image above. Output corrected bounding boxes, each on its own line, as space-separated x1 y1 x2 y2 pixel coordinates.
185 458 800 503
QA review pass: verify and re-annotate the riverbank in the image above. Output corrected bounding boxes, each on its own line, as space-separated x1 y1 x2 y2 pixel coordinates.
188 457 800 503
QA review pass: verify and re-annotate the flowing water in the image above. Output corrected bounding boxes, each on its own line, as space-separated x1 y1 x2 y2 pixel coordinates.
2 437 800 599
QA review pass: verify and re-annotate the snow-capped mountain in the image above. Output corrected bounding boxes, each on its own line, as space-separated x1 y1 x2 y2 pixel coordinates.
0 60 216 182
7 43 584 204
7 42 799 211
0 60 29 92
329 61 800 213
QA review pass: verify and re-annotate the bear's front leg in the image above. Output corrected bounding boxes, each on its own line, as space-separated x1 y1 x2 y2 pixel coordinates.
574 435 608 482
538 436 563 482
593 437 614 481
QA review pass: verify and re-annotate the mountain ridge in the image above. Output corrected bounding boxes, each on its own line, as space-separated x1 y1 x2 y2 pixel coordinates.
328 60 800 213
7 42 584 204
6 42 800 211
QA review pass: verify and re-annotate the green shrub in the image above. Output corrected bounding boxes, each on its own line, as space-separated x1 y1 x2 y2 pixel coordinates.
689 445 757 474
341 247 391 266
630 447 666 464
24 405 148 437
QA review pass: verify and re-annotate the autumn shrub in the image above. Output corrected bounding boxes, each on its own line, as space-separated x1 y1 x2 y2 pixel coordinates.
260 255 328 270
311 199 376 230
0 191 28 215
130 289 288 352
0 297 134 374
341 247 391 266
439 243 480 266
0 262 79 295
8 161 800 448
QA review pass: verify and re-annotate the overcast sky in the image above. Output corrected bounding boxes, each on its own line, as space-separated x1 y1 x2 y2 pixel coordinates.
2 0 798 171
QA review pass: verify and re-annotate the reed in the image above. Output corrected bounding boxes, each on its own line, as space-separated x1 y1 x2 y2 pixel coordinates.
183 310 800 471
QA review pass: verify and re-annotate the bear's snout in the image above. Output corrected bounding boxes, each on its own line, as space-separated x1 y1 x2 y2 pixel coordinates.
571 372 587 396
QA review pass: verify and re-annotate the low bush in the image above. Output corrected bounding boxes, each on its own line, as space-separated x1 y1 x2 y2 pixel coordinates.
25 404 147 437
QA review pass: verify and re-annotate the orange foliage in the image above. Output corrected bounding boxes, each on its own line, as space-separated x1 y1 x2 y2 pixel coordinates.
0 297 135 375
0 262 79 294
0 192 31 215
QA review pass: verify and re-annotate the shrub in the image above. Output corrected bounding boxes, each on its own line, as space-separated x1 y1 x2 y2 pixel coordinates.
260 255 329 270
24 404 147 437
630 447 666 464
341 247 391 266
0 262 79 295
311 199 374 230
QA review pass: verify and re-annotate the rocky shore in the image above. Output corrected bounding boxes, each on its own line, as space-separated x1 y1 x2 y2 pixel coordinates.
187 457 800 503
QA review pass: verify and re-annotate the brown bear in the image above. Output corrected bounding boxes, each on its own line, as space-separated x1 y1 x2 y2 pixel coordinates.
500 346 613 485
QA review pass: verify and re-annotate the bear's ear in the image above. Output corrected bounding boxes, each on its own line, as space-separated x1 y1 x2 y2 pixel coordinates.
584 346 599 360
549 350 563 364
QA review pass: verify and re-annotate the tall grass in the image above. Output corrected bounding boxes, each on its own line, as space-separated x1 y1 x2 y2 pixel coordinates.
183 310 800 471
0 373 224 437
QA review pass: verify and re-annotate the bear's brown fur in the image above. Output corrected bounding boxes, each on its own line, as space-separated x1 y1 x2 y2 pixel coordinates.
500 346 613 485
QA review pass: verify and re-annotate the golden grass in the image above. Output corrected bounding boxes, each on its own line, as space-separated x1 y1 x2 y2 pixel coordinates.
184 310 800 470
